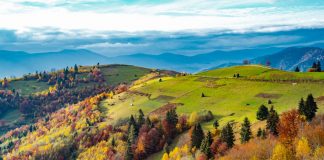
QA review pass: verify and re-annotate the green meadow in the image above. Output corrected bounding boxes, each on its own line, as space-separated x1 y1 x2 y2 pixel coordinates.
101 65 324 130
6 65 151 96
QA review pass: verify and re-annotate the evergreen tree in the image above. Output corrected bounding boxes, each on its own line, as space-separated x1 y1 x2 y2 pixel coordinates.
111 137 116 147
257 128 262 138
268 99 272 104
317 61 321 72
128 124 136 144
200 133 213 158
128 115 138 136
125 124 136 160
220 123 235 148
125 139 133 160
166 108 178 125
213 119 219 130
295 66 300 72
137 109 145 126
261 129 267 139
299 94 318 121
201 93 205 97
74 64 79 73
266 106 279 136
145 117 152 128
206 131 213 145
298 98 306 117
312 62 317 69
257 104 269 120
240 117 252 143
191 123 204 149
305 94 318 121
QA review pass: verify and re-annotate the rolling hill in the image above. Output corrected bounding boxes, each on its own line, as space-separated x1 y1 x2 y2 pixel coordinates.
1 64 324 159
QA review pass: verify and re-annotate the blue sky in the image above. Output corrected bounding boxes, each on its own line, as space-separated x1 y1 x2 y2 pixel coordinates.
0 0 323 56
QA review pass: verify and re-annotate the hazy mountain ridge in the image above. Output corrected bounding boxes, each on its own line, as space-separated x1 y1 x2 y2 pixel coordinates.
109 48 280 73
1 47 323 78
252 47 324 71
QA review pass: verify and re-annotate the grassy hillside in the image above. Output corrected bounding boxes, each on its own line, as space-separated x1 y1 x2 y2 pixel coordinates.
101 65 324 128
0 65 151 135
2 64 324 160
6 65 151 96
98 65 324 159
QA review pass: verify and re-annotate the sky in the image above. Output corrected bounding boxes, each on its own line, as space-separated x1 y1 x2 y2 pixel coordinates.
0 0 324 56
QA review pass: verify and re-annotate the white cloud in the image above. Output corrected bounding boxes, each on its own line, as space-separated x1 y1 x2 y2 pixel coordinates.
78 42 148 49
0 0 323 34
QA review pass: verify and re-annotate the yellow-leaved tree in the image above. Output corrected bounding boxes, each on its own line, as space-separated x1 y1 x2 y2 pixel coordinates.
313 146 324 160
296 137 311 159
271 143 291 160
188 112 198 126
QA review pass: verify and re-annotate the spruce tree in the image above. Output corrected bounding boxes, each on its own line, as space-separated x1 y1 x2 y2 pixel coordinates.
305 94 318 121
191 123 204 149
125 139 133 160
221 123 235 148
128 115 138 136
295 66 300 72
261 129 267 139
317 61 321 72
298 98 306 117
125 124 135 160
257 104 269 120
145 117 152 128
74 64 78 73
266 106 279 136
166 108 178 125
312 62 317 69
257 128 262 137
137 109 145 126
213 119 219 130
200 133 213 158
240 117 252 143
206 131 213 145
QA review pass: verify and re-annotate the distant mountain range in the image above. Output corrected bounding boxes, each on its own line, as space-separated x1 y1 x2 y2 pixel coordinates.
109 48 280 73
0 47 323 78
252 47 324 71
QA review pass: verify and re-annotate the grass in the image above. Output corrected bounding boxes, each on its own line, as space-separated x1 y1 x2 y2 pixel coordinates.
0 65 152 136
199 65 324 81
6 65 151 96
100 65 324 130
9 80 50 96
0 109 22 135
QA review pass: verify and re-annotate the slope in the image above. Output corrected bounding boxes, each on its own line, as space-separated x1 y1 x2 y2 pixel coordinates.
252 47 324 71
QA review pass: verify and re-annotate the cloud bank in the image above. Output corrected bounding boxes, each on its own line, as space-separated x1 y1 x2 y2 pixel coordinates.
0 0 323 56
